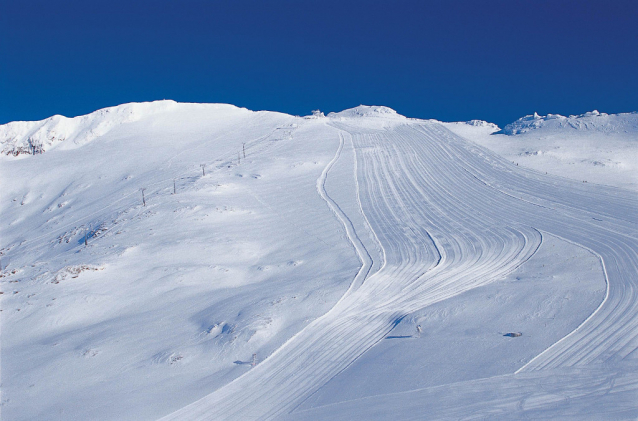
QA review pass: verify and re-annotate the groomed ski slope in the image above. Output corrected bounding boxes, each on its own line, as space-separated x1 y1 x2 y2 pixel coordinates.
160 110 638 420
2 103 636 420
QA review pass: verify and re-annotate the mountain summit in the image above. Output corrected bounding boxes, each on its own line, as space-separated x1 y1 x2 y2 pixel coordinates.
503 110 638 135
328 105 404 119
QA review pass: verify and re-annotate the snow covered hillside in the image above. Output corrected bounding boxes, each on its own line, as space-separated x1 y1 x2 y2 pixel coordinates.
1 102 637 420
0 101 181 157
445 110 638 191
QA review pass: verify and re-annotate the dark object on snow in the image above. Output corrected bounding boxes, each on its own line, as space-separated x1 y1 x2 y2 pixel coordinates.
504 332 522 337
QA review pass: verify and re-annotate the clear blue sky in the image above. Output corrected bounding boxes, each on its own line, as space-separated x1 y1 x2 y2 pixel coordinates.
2 0 637 127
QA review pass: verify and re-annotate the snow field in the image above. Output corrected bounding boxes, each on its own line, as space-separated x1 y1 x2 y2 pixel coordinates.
445 111 638 192
1 103 637 420
1 105 361 420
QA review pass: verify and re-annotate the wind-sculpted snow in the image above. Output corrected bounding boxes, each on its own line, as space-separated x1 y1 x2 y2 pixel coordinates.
503 110 638 135
0 100 249 156
0 101 182 156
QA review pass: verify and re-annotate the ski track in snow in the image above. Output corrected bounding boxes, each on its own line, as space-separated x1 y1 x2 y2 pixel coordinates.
315 133 375 297
412 124 638 370
158 117 637 420
6 106 635 419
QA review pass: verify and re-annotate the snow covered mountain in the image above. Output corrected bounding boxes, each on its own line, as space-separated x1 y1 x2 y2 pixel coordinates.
1 102 637 420
445 110 638 191
0 101 182 156
502 110 638 135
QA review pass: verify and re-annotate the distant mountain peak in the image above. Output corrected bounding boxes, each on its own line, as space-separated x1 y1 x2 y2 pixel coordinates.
0 100 246 157
503 111 638 135
464 120 500 130
328 105 404 119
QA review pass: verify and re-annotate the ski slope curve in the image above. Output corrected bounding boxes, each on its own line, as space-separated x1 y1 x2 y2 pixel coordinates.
3 103 636 420
291 122 638 418
158 119 566 420
161 118 638 420
411 124 638 369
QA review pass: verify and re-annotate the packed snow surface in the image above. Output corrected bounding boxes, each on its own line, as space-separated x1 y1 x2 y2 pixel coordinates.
1 102 637 420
